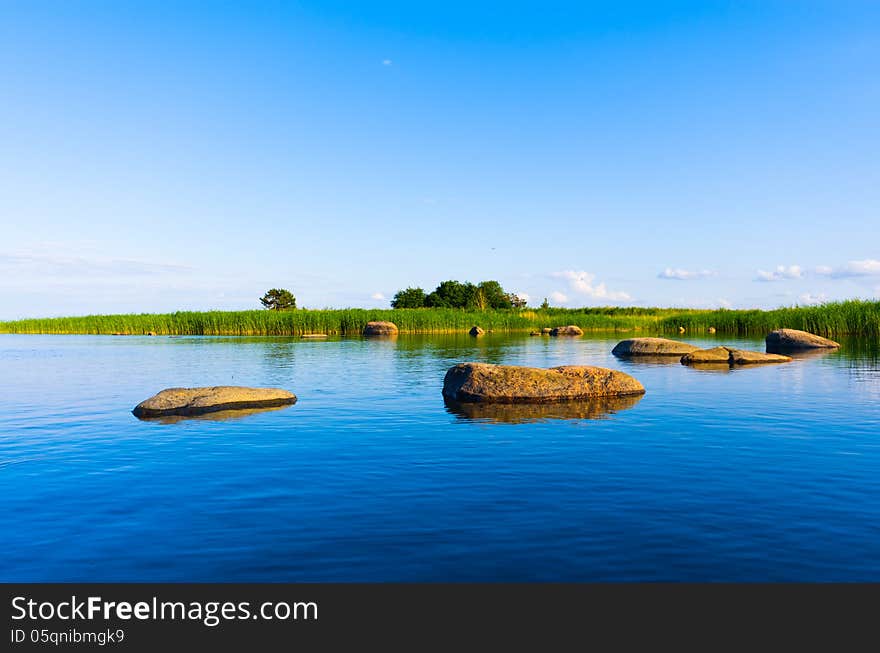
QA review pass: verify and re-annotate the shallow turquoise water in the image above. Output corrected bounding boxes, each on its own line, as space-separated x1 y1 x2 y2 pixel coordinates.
1 333 878 581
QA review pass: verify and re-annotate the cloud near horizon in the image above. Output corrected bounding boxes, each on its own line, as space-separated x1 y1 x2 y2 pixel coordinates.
816 259 880 279
549 291 568 304
552 270 631 302
658 267 715 281
798 292 828 305
755 265 803 282
370 292 386 300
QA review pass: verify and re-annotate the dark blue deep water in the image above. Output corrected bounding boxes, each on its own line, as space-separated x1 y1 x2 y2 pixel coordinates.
1 333 879 581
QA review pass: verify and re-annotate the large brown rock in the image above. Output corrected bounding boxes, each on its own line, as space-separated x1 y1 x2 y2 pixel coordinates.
133 386 297 418
442 362 645 403
681 347 792 366
612 337 700 357
549 325 584 336
766 329 840 352
469 326 485 337
363 321 398 336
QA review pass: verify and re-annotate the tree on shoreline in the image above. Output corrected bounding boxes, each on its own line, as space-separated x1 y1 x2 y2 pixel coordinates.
259 288 296 311
508 293 528 309
391 287 427 309
391 280 526 310
425 280 476 308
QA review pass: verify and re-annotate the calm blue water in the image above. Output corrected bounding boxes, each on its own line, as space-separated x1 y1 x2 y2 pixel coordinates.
1 333 879 581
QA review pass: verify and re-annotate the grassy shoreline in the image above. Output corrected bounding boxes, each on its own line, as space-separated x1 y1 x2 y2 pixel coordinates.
1 301 878 337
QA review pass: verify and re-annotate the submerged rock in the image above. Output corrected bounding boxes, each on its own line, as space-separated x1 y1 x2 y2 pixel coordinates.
442 362 645 403
681 347 792 366
301 333 328 338
469 326 485 337
549 325 584 336
541 328 552 335
363 321 399 336
612 337 700 357
133 386 297 418
766 328 840 352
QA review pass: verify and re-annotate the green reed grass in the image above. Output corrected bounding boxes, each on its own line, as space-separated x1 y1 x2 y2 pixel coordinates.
1 301 878 336
656 300 880 337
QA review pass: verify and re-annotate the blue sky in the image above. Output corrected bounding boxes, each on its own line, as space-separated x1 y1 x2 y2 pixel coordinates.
1 1 878 318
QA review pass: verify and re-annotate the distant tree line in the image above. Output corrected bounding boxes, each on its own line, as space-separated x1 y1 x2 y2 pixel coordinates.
391 280 527 310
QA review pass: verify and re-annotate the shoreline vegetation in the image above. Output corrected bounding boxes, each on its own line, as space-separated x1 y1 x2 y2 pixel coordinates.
1 300 878 337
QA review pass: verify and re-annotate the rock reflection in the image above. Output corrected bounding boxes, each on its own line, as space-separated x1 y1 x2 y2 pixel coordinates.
774 347 840 361
684 363 734 373
616 355 684 366
135 404 294 424
444 394 643 424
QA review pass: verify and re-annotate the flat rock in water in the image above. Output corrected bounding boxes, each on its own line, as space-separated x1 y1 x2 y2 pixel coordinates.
133 386 297 418
363 321 398 336
549 325 584 336
442 362 645 403
301 333 328 338
729 349 793 365
679 346 731 363
681 347 792 366
766 328 840 352
612 337 700 356
469 326 485 336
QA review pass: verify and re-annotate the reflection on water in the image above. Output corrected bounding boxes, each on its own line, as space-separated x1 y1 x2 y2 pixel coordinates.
135 404 295 424
615 354 685 366
778 348 841 361
683 362 733 373
444 394 644 423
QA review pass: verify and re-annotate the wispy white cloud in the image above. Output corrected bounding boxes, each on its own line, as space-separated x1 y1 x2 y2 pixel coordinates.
382 59 392 66
514 292 530 302
0 251 193 277
370 292 386 300
552 270 631 302
815 259 880 279
550 291 568 304
755 265 803 282
658 267 715 281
